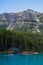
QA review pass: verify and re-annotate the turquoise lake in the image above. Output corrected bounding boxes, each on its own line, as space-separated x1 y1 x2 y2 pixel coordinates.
0 53 43 65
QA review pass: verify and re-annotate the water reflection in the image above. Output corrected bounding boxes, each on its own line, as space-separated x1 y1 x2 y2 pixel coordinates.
0 54 43 65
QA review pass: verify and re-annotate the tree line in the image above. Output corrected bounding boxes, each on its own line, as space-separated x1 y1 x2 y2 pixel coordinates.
0 29 43 52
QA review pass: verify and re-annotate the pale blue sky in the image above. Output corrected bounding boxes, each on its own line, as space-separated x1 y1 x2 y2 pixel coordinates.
0 0 43 13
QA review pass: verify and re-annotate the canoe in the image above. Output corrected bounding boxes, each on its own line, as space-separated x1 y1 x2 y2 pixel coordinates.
22 52 38 54
22 52 31 54
30 52 38 54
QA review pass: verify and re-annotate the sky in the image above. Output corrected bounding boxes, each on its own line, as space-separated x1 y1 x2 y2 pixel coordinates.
0 0 43 13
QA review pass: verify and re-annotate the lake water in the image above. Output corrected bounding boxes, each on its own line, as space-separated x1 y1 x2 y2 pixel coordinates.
0 53 43 65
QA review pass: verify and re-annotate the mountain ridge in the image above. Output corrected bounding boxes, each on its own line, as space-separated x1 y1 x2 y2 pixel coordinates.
0 9 43 32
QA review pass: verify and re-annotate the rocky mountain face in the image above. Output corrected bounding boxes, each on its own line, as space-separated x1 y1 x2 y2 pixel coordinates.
0 9 43 32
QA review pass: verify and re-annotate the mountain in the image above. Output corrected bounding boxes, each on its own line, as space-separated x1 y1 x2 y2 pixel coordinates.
0 9 43 32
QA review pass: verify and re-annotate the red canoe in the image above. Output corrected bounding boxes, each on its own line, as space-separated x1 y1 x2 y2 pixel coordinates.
22 52 38 54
